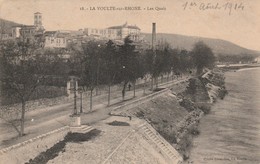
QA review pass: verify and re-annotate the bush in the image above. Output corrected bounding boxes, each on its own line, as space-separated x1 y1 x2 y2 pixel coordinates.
153 88 165 92
26 129 101 164
107 121 130 126
157 129 177 144
189 126 200 136
218 88 228 100
198 104 211 114
135 110 145 118
179 98 196 112
186 78 197 95
177 134 193 160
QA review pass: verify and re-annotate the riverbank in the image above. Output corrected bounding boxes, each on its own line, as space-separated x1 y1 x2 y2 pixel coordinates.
114 68 227 161
218 63 260 72
174 68 228 159
187 67 260 164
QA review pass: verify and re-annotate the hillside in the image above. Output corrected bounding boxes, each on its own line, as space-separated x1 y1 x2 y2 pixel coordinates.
0 18 22 33
143 33 260 57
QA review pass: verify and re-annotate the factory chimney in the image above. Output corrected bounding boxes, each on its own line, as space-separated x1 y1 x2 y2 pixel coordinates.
152 23 156 51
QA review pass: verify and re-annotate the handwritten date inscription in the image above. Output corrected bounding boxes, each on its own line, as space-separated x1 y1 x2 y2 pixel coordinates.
182 1 245 15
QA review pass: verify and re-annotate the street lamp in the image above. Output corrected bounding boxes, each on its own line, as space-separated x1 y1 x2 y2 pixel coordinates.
68 75 81 115
79 87 83 113
72 76 77 115
68 76 82 127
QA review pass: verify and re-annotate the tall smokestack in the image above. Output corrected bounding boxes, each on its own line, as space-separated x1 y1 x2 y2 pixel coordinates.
152 23 156 51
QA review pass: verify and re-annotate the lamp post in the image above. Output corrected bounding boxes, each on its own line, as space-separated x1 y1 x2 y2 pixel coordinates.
80 88 83 113
73 77 77 115
69 76 81 127
68 76 80 115
122 65 126 100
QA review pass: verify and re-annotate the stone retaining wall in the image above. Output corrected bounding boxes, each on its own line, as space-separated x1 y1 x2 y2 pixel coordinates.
0 126 70 164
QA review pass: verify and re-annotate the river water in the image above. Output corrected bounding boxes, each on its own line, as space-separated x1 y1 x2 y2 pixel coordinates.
188 68 260 164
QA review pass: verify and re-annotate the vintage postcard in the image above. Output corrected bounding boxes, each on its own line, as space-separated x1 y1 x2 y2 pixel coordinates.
0 0 259 163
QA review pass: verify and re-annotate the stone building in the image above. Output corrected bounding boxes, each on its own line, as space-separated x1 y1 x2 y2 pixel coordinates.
11 26 22 39
44 31 69 48
84 22 142 41
254 56 260 63
8 12 45 42
107 22 141 41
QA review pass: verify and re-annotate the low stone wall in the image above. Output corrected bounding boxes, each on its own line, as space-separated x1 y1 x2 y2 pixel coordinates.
0 96 70 119
0 126 70 164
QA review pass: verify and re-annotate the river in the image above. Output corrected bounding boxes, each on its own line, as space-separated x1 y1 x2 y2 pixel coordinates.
188 68 260 164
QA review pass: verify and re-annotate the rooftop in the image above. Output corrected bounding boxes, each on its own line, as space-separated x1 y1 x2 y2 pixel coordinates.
108 22 140 30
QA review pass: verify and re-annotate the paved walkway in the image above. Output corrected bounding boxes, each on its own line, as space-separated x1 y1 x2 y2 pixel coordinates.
0 75 191 149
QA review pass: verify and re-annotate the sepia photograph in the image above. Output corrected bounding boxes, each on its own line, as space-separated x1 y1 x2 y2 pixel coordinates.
0 0 259 163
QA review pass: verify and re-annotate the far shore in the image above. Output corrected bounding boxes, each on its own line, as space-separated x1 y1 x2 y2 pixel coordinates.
217 63 260 71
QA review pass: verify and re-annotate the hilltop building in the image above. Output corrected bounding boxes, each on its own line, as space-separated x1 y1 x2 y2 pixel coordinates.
34 12 43 28
11 26 21 38
1 14 144 49
0 33 12 40
44 31 70 48
254 56 260 63
44 22 143 49
3 12 46 42
84 22 143 41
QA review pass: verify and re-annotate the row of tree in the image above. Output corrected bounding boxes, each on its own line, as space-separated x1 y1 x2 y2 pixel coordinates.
217 53 257 64
69 37 215 102
0 36 215 136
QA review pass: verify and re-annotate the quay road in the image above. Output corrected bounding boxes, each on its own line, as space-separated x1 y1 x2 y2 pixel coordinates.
0 75 190 149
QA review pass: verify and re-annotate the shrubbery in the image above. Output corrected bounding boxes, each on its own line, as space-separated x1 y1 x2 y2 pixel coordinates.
107 121 130 126
179 98 196 112
157 129 177 144
198 104 211 114
26 129 101 164
218 87 228 99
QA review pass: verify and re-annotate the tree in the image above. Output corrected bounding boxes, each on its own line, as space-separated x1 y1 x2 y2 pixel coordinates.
0 19 6 40
118 36 140 100
0 40 62 136
81 41 103 110
145 41 172 89
191 41 215 74
160 43 172 83
102 40 120 105
143 49 155 89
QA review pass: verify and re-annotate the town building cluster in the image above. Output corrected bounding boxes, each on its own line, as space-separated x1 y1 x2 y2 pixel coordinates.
0 12 144 49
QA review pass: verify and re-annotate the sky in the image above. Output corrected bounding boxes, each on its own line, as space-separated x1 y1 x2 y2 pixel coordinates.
0 0 259 51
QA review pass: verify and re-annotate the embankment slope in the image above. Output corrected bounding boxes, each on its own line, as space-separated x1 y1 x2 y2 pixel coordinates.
115 69 227 161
